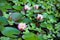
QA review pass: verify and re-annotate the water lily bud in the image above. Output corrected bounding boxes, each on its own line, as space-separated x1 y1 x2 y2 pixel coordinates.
24 5 31 10
8 16 12 21
37 14 43 21
18 23 27 31
34 5 39 9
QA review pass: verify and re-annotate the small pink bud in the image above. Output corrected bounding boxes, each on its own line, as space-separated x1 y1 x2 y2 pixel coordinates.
24 5 31 10
34 5 39 9
37 14 43 21
18 23 27 31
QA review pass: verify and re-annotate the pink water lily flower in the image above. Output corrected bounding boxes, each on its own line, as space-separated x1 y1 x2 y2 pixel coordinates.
34 5 39 9
24 5 31 10
37 14 43 21
18 23 27 30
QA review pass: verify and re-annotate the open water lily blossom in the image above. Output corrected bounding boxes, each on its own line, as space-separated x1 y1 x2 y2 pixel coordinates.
24 5 31 10
18 23 27 30
34 5 39 9
37 14 43 21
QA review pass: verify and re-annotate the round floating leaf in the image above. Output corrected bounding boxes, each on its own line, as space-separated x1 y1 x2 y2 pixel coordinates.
23 32 39 40
2 27 20 38
13 5 23 10
0 37 10 40
0 25 4 31
22 18 32 23
10 13 23 21
0 16 8 25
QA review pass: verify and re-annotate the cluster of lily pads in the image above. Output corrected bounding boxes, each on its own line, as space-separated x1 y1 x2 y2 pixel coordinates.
0 0 60 40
